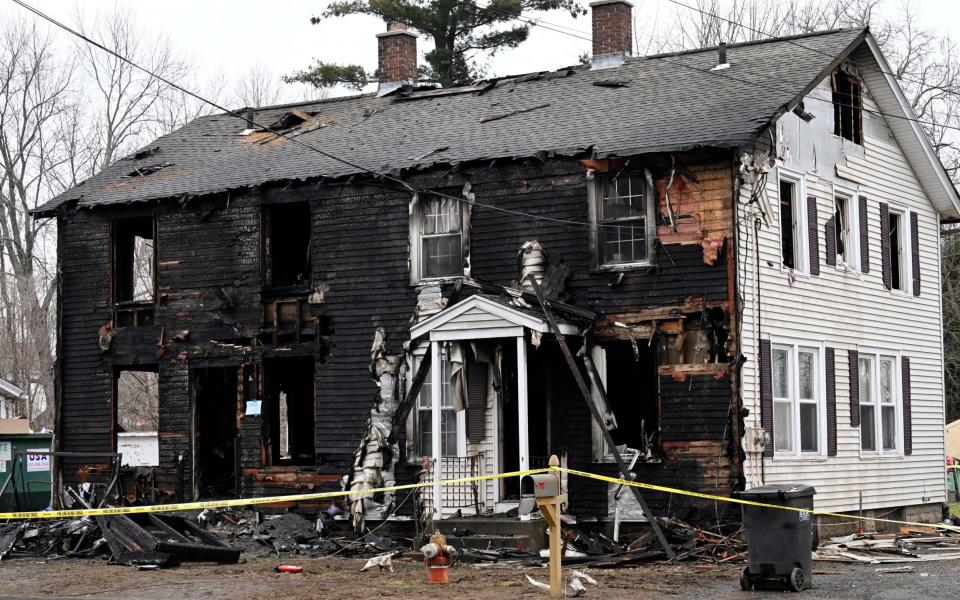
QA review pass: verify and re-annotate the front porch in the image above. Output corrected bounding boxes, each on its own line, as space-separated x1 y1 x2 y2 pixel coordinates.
408 293 581 518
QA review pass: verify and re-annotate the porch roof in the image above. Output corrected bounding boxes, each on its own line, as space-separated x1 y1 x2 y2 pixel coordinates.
409 293 580 342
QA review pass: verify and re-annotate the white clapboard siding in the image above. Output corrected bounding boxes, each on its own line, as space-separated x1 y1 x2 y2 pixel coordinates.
739 76 947 513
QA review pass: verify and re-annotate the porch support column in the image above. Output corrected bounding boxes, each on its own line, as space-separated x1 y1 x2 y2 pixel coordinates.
430 339 443 518
516 335 529 474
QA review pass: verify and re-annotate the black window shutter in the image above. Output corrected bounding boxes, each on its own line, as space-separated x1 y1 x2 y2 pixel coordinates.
807 196 820 275
825 215 837 267
848 349 860 427
880 202 892 289
910 212 921 296
760 339 774 457
466 360 487 443
902 357 912 456
859 195 870 273
826 347 837 456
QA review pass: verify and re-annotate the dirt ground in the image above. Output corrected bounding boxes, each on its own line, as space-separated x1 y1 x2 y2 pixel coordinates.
1 556 960 600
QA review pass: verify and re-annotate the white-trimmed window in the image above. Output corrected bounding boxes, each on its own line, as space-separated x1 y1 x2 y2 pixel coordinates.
858 351 901 454
411 192 467 283
591 172 656 267
416 358 465 458
833 187 859 269
778 171 808 273
887 207 911 293
772 341 823 456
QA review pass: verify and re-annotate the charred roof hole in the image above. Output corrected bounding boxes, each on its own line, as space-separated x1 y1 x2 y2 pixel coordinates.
125 164 170 178
268 108 315 133
123 147 159 161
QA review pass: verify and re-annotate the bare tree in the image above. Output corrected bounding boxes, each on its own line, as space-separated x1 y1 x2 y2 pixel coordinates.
73 5 188 170
0 19 74 427
233 64 284 109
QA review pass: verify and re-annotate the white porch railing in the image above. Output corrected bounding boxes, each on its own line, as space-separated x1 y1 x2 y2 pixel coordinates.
420 453 486 516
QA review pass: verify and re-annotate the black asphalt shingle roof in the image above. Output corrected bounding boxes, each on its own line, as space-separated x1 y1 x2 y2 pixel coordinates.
35 28 865 215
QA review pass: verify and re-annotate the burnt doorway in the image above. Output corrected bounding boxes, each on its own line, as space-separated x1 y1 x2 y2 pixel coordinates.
194 367 239 498
263 357 316 466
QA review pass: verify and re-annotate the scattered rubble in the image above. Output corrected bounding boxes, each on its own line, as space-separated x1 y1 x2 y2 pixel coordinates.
816 530 960 564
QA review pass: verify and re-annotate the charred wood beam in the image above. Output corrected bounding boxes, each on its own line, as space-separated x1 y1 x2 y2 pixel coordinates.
389 347 431 443
526 275 676 562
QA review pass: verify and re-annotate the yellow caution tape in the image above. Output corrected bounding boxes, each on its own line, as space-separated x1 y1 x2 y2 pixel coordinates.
557 467 960 534
0 467 551 521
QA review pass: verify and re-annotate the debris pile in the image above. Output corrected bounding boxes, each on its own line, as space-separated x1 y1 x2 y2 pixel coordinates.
816 530 960 564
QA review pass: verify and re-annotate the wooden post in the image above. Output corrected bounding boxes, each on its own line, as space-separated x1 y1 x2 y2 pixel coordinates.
542 454 563 599
516 335 530 474
430 340 443 518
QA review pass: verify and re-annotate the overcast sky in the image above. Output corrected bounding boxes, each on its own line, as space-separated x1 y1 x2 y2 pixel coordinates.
3 0 960 107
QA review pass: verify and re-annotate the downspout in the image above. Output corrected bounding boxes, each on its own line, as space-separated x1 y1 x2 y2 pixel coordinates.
730 148 744 492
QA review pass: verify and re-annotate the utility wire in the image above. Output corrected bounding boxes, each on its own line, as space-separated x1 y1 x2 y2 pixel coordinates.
463 0 960 133
665 0 959 97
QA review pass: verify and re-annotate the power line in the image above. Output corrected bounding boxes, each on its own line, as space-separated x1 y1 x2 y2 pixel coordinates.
462 0 960 134
665 0 959 97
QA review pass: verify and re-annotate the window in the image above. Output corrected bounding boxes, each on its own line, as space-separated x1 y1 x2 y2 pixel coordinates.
115 369 159 467
858 352 901 454
412 192 465 282
833 69 863 144
772 342 822 455
888 209 909 292
264 357 315 466
597 173 654 266
113 216 155 327
417 358 462 457
834 192 852 266
779 174 806 272
264 202 312 288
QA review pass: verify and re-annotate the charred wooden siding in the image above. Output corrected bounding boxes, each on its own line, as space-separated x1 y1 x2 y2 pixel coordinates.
55 151 737 512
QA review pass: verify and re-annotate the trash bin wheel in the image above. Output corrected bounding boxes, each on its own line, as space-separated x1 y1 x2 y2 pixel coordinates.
788 567 805 592
739 567 753 591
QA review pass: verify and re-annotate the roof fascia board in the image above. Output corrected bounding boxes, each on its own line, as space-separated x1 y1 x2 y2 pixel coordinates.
0 378 26 399
861 33 960 218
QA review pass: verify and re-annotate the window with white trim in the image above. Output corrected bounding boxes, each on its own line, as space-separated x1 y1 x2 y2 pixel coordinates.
778 174 807 273
593 172 655 267
772 342 822 455
411 192 465 282
833 190 857 268
888 208 909 292
416 358 462 457
858 352 901 453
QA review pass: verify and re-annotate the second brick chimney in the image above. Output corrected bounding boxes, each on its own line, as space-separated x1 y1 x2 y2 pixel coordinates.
590 0 633 69
377 21 417 93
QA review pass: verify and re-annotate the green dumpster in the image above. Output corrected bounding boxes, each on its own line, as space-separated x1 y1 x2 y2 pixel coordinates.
0 432 54 511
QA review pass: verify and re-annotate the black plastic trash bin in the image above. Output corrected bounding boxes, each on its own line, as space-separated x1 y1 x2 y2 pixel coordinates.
734 484 816 592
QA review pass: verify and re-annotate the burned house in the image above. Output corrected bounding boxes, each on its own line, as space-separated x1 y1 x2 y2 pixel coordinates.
36 8 957 528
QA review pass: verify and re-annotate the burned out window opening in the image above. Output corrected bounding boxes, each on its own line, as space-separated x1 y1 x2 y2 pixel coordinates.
411 191 467 282
778 172 807 273
595 172 655 267
113 216 156 327
264 202 312 289
857 350 902 454
114 368 159 467
592 342 659 459
263 357 315 466
832 68 863 144
771 340 823 456
888 208 910 292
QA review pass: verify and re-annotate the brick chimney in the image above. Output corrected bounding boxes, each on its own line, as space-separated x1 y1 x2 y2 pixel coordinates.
590 0 633 69
377 21 417 93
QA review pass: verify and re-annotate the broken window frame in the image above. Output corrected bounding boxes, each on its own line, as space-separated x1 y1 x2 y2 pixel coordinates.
407 350 466 461
410 191 469 284
770 338 825 458
887 205 913 295
262 201 313 290
590 172 656 269
832 185 859 271
112 216 157 327
857 348 903 456
832 68 863 145
777 169 808 274
113 367 160 467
